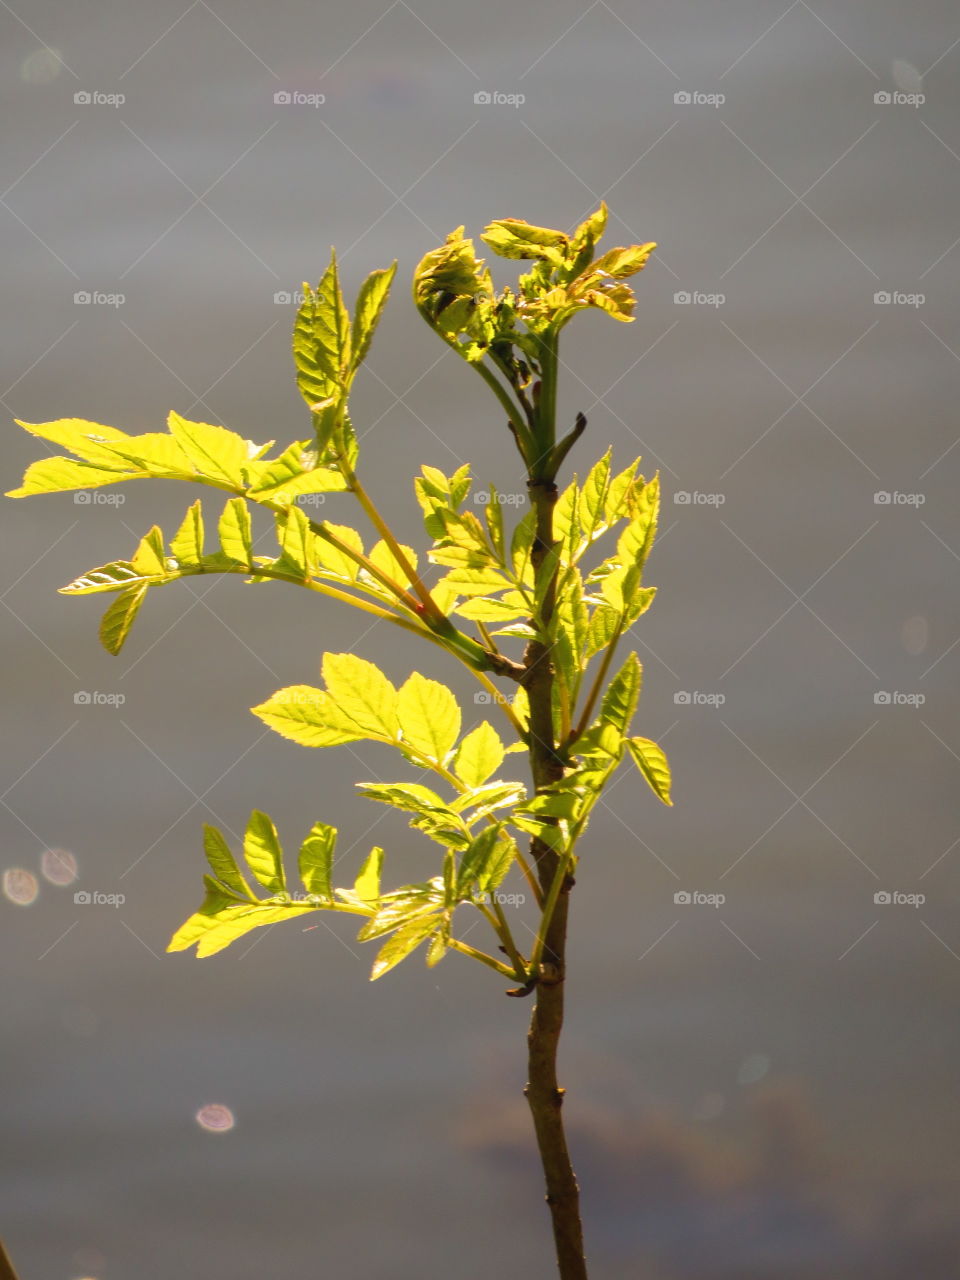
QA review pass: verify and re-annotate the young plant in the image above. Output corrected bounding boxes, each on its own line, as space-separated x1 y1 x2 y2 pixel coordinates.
8 204 669 1280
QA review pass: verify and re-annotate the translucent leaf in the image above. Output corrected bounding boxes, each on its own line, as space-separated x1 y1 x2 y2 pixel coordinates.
397 672 460 763
350 262 397 372
356 781 448 817
218 497 253 563
275 505 312 577
453 592 529 622
99 584 148 655
322 653 399 740
167 411 253 488
247 442 349 504
626 736 673 806
588 243 657 280
600 652 642 734
251 685 368 748
453 721 505 789
243 810 285 894
313 522 364 581
353 846 383 903
616 473 659 575
368 539 417 588
60 560 144 595
480 217 569 264
458 826 517 895
293 250 351 411
370 914 439 981
203 824 256 901
586 604 621 657
7 456 136 497
298 821 337 899
170 500 205 566
131 527 166 576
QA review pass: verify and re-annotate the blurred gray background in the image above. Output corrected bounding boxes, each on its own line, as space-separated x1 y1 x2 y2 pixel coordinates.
2 2 959 1277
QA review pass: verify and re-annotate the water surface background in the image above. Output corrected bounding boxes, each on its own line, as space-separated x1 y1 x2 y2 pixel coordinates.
2 2 960 1276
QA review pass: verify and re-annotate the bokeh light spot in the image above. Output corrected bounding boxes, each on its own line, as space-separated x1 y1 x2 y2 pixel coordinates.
20 48 64 84
41 847 78 885
3 867 39 906
196 1103 235 1132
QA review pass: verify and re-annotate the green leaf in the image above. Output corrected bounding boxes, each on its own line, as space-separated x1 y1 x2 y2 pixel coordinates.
322 653 399 740
368 539 417 588
246 441 348 504
203 824 256 900
586 604 621 657
218 497 253 563
98 584 149 655
243 810 285 894
251 685 367 748
353 846 383 903
298 821 337 899
616 473 659 577
313 522 364 581
7 455 135 497
167 411 253 488
294 250 352 411
397 671 460 763
370 914 439 981
600 652 642 734
450 781 526 817
350 262 397 372
626 736 673 806
480 217 569 264
275 505 312 577
170 500 205 566
458 826 517 895
131 526 166 577
60 559 144 595
168 893 318 958
453 721 505 789
356 781 449 817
